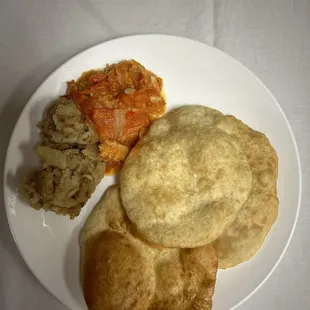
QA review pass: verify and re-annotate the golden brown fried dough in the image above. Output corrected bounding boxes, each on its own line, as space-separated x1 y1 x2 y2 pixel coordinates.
83 231 154 310
150 246 217 310
120 106 252 248
213 116 278 268
81 186 218 310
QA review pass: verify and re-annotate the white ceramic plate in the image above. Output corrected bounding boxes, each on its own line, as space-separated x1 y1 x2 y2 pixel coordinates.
4 35 301 310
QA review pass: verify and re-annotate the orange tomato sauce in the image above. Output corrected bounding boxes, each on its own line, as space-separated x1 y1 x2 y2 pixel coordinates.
65 60 166 175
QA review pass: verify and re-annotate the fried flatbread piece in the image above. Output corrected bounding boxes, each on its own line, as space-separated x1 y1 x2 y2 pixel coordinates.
81 186 218 310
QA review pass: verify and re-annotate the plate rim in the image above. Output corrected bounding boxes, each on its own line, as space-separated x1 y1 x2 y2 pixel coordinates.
3 34 302 310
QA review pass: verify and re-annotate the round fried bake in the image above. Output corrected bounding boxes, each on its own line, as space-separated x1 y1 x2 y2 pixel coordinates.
120 106 253 248
213 115 278 268
81 186 218 310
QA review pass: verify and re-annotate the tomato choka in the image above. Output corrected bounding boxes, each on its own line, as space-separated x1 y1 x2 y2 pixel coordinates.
65 60 166 174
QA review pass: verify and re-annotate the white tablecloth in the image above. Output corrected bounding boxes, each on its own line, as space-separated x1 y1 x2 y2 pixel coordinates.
1 1 309 309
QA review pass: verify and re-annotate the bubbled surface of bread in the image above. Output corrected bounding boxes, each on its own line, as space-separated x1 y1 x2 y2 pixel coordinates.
83 230 154 310
81 186 218 310
120 106 253 248
213 115 278 269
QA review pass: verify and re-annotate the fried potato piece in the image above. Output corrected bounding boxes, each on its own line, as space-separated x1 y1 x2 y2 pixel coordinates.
120 106 253 248
81 186 218 310
98 140 130 162
213 116 278 268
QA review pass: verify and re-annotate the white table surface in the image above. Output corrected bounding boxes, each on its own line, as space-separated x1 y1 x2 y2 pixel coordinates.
1 1 309 309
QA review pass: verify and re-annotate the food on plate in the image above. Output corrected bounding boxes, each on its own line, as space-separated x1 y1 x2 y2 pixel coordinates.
120 104 279 268
120 105 253 248
38 98 99 149
17 52 280 308
20 98 105 218
20 59 166 217
21 145 105 219
81 186 218 310
79 105 278 308
66 60 166 173
212 115 278 268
